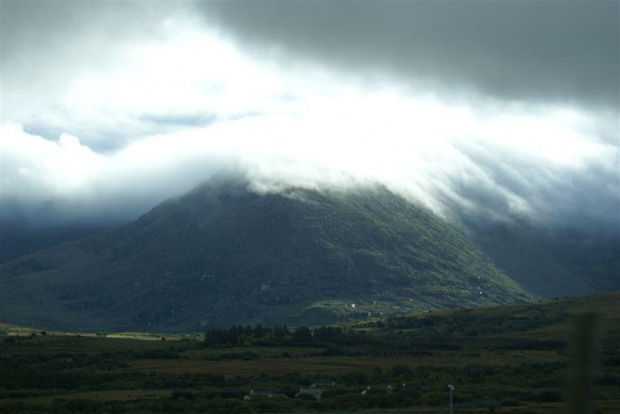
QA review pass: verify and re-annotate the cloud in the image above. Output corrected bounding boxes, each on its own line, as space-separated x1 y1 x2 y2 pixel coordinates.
2 93 617 233
1 1 618 236
2 1 275 151
198 1 619 110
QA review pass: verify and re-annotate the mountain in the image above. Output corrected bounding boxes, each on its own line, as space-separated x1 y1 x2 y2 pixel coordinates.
466 224 620 299
0 222 106 264
0 176 532 332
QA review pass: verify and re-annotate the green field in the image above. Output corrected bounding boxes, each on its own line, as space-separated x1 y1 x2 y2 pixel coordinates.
0 292 618 413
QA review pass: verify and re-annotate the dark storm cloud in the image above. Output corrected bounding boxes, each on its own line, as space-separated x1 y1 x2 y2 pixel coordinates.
198 1 619 109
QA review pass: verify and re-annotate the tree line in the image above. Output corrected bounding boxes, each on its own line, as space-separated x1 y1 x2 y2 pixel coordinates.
203 324 349 347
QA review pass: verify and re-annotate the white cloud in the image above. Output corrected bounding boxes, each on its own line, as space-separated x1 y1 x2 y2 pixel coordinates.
2 87 615 228
1 124 104 201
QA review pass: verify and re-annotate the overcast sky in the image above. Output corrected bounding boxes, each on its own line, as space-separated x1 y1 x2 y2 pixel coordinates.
1 1 618 234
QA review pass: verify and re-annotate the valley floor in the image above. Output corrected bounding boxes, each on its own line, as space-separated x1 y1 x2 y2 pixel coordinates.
0 292 618 413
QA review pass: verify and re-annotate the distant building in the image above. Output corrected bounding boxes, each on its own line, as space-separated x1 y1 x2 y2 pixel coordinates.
243 390 288 400
295 388 323 401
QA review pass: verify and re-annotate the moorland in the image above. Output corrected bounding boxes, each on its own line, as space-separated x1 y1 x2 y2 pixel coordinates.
0 292 618 413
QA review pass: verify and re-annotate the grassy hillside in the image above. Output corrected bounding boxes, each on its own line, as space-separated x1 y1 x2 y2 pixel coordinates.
0 177 531 332
0 292 617 413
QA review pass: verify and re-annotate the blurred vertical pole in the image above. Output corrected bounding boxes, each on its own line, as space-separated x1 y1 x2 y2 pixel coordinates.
567 313 599 414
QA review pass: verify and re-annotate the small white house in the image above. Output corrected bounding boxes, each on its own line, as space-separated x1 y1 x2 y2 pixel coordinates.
295 388 323 401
